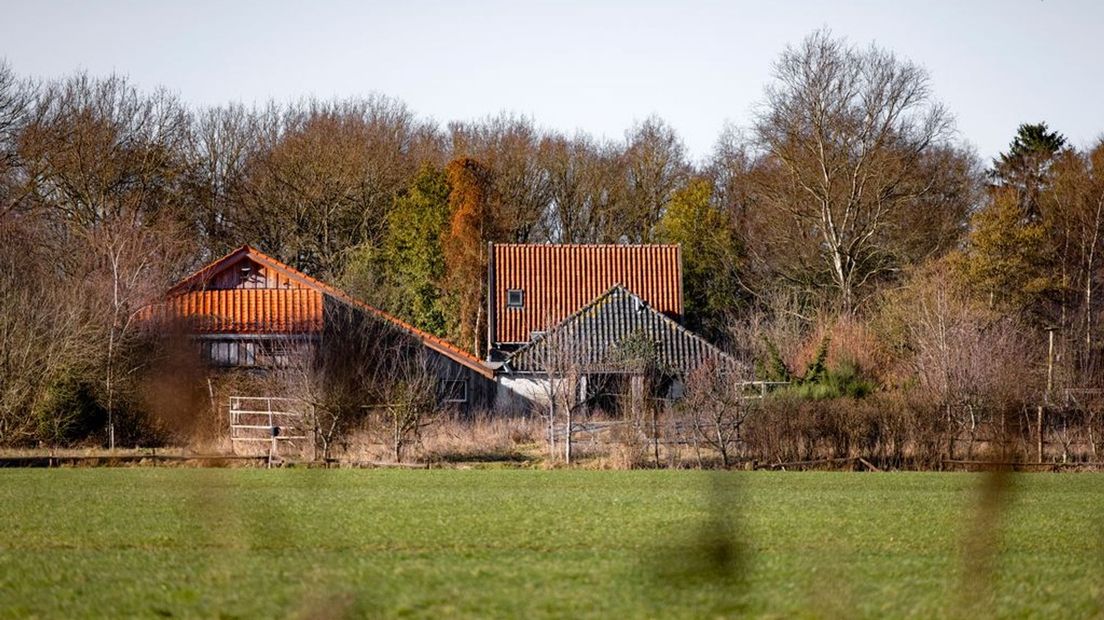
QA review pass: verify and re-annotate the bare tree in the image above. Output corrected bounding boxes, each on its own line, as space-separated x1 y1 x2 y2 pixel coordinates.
276 301 445 462
575 140 635 243
682 359 754 468
185 104 258 258
16 73 194 448
1043 142 1104 385
517 306 632 464
0 218 99 444
376 348 442 463
19 73 192 228
622 116 690 242
754 29 960 313
92 222 192 448
616 331 667 466
728 288 817 380
539 133 602 243
0 60 32 217
238 96 434 280
450 113 550 243
280 305 388 461
528 325 587 464
890 262 1041 458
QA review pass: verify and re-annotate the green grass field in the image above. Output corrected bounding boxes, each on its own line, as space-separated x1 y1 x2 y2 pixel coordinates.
0 470 1101 619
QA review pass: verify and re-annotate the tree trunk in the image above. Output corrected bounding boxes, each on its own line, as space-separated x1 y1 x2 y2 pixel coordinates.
945 402 955 462
717 422 730 469
547 397 556 460
650 406 660 467
564 403 573 465
1088 411 1098 460
1037 405 1044 463
394 413 403 463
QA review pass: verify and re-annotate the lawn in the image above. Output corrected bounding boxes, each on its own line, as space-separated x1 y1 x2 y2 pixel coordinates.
0 470 1101 619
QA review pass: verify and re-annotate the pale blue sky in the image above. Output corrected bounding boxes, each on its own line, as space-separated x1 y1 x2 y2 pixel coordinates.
2 0 1101 163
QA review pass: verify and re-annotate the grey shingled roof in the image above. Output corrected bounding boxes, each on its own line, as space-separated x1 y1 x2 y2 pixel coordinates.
502 285 743 375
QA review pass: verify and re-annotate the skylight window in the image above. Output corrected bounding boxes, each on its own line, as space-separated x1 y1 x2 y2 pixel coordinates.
507 289 524 308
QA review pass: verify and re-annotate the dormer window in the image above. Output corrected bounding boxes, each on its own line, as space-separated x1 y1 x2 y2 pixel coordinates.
507 289 524 308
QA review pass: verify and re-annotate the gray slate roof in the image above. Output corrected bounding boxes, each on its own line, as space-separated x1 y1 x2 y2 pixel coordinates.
503 285 743 375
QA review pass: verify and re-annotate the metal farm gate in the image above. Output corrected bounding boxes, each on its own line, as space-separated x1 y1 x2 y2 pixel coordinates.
229 396 312 462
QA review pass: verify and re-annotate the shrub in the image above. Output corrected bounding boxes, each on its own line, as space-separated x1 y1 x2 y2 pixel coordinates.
33 374 106 445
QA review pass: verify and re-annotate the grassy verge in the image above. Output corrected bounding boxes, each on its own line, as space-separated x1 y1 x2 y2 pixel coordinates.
0 470 1101 618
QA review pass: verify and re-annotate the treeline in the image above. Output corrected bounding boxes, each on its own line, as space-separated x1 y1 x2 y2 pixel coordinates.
2 29 1103 459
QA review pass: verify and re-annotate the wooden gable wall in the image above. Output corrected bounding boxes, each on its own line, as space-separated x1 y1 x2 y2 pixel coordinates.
208 258 306 290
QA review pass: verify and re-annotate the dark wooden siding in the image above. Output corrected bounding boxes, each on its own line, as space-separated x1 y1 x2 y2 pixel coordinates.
210 258 305 290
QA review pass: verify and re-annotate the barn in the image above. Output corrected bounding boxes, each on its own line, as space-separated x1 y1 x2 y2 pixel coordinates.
141 245 496 411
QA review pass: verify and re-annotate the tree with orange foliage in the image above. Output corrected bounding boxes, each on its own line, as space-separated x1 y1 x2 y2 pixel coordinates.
442 158 498 357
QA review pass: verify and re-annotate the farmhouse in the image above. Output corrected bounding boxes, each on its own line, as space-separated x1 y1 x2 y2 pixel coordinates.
486 243 743 414
141 245 496 410
486 243 684 359
142 242 740 422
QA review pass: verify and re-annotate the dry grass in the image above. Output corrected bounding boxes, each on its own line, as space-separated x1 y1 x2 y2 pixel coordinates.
421 411 542 463
332 411 545 465
17 386 1103 470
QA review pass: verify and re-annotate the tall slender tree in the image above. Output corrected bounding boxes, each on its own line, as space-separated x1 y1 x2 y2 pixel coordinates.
442 157 498 357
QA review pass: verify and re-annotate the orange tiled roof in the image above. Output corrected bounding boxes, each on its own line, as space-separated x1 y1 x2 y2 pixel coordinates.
143 289 323 334
490 244 683 345
149 245 493 378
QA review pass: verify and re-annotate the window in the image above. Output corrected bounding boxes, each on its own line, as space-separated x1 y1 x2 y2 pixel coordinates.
207 341 235 366
506 289 524 308
204 339 263 367
262 340 293 368
237 262 266 288
441 379 468 403
240 342 257 366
